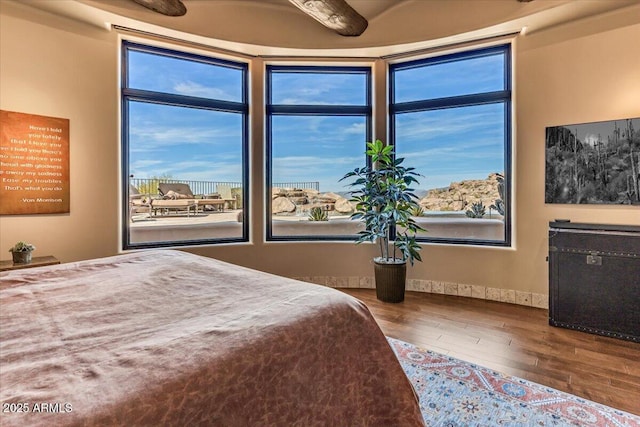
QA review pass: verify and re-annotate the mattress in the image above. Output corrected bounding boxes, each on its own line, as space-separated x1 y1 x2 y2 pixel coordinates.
0 249 424 426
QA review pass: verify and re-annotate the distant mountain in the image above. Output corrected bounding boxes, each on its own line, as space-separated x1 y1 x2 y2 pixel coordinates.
412 189 429 199
334 191 351 199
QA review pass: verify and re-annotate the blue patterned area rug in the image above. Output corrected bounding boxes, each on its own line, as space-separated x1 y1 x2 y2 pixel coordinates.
388 337 640 427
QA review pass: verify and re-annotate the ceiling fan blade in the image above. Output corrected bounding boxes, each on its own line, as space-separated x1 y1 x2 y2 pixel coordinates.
131 0 187 16
288 0 368 37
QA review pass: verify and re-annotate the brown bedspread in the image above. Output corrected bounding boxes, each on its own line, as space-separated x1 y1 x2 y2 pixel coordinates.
0 250 424 426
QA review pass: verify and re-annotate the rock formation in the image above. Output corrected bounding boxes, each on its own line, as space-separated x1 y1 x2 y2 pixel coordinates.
419 173 502 212
334 197 354 213
272 196 296 213
271 187 354 215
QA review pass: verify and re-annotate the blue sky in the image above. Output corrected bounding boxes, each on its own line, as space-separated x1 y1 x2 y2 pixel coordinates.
271 72 366 105
271 115 366 188
393 54 504 102
128 50 505 193
395 103 505 190
129 50 242 102
128 102 242 183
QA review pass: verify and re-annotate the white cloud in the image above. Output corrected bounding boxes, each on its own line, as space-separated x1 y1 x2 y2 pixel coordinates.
274 154 360 169
272 154 364 191
396 110 502 141
584 133 600 146
401 138 502 160
273 73 364 105
177 163 242 183
131 159 164 169
130 125 240 149
173 81 234 100
343 122 366 135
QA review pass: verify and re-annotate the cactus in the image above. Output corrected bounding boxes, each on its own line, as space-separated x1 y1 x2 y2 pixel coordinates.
490 173 505 216
465 201 486 218
410 205 425 217
308 206 328 221
490 199 505 216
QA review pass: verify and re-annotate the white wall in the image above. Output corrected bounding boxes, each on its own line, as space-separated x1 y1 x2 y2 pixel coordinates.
1 1 120 262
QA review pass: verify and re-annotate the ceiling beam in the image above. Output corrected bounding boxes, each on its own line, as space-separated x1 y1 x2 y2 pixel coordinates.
130 0 187 16
288 0 368 37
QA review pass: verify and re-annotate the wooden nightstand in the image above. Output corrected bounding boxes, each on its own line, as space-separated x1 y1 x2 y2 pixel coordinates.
0 255 60 272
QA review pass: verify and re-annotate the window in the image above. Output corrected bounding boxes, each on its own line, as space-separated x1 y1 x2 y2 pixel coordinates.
390 44 512 246
266 66 371 240
122 42 248 249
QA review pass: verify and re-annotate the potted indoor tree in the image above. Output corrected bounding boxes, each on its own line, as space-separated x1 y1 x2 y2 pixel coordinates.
341 140 425 302
8 241 36 264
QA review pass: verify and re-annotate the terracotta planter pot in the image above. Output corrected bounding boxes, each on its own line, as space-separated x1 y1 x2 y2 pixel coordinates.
12 251 32 264
373 258 407 303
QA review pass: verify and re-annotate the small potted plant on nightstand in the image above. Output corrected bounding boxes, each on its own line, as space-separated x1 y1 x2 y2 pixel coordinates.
9 241 35 264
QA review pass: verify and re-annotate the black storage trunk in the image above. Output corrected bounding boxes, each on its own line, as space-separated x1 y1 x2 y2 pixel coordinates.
548 222 640 342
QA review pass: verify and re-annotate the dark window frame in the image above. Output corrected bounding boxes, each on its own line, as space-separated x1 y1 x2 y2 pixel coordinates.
389 44 512 247
121 41 250 250
265 65 372 241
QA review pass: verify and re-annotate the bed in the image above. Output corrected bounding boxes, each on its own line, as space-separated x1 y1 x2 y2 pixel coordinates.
0 250 424 426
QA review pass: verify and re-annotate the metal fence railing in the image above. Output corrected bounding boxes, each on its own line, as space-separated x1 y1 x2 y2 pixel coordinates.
130 178 242 197
273 181 320 191
130 178 321 196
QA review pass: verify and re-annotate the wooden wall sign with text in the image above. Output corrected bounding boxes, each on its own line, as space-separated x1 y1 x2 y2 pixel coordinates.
0 110 70 214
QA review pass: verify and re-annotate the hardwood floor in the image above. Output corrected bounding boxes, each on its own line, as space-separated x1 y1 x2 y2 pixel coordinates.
340 288 640 416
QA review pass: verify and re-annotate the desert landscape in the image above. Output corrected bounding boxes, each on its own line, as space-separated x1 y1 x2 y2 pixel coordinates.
271 173 504 218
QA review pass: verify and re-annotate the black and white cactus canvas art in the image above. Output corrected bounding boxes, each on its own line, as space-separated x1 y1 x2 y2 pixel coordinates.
545 118 640 205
